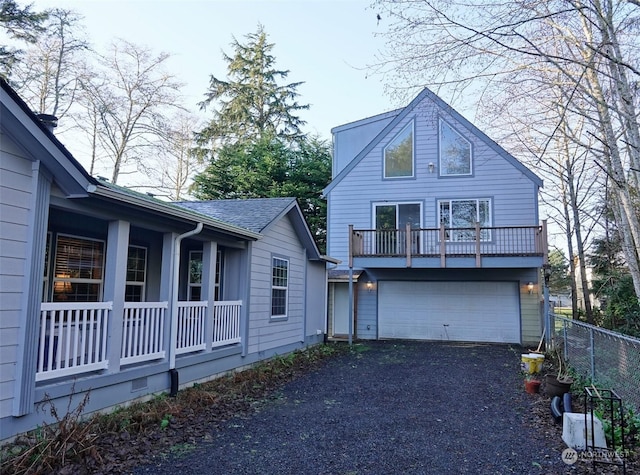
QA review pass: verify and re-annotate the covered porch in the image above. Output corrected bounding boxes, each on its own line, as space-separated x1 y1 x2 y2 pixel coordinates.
34 196 258 386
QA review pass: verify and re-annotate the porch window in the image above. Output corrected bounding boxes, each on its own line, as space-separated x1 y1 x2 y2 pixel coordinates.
438 198 491 241
52 235 104 302
214 249 223 301
187 249 223 301
125 245 147 302
43 232 52 301
384 121 414 178
271 257 288 318
188 250 202 301
439 119 472 176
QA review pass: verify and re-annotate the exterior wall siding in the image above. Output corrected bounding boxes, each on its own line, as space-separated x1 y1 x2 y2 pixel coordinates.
327 98 539 269
0 137 32 419
247 215 306 354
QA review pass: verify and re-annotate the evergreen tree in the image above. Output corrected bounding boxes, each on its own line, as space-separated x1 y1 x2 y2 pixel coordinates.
0 0 46 76
195 24 308 150
547 248 572 296
191 134 331 253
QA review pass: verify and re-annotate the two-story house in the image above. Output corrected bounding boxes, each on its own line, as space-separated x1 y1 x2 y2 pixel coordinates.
324 88 547 346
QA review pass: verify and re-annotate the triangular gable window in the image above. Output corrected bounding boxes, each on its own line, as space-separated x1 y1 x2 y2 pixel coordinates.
384 121 414 178
439 119 472 176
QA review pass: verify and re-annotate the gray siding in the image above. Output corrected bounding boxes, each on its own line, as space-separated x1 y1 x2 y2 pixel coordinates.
305 260 327 337
327 98 539 267
0 135 32 418
247 214 306 354
332 111 397 177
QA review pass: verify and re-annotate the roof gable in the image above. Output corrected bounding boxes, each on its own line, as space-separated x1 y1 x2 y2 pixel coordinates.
323 87 542 195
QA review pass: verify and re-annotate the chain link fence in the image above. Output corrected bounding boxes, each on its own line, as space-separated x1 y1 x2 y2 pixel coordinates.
550 313 640 413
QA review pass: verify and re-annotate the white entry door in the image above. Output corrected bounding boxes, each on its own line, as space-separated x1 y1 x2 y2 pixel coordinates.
378 281 520 343
332 283 352 336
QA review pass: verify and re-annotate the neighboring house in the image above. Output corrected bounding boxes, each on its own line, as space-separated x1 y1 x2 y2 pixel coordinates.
324 88 548 346
0 79 332 442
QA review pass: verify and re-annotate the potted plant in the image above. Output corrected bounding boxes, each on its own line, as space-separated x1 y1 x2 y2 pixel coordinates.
524 375 541 394
545 349 574 398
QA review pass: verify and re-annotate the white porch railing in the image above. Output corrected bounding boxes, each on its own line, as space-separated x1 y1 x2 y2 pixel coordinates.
37 300 242 381
176 301 208 355
36 302 112 382
121 301 167 366
213 300 242 348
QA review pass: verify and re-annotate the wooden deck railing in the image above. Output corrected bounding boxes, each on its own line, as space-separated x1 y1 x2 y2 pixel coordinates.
350 223 547 267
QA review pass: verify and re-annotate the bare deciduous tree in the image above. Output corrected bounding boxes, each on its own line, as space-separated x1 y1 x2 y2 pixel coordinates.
82 39 183 184
372 0 640 301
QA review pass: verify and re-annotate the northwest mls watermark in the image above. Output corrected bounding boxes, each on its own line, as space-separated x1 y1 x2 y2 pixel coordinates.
561 447 630 465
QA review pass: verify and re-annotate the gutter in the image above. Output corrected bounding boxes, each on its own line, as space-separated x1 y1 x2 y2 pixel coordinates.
169 222 203 395
91 185 261 240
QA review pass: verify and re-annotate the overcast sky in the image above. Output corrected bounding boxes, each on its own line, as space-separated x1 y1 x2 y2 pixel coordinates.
31 0 399 141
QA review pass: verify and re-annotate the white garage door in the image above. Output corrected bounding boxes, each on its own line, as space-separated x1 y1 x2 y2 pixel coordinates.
378 281 520 343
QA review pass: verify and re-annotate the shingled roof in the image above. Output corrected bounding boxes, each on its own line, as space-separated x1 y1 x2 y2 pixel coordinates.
176 197 297 233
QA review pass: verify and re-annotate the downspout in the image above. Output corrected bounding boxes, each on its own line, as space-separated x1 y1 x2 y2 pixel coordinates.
169 222 203 395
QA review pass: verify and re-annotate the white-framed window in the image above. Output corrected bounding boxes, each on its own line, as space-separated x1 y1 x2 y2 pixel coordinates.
43 232 52 301
438 198 491 241
52 234 105 302
373 202 422 254
214 249 223 301
439 119 472 176
188 250 203 301
187 249 224 301
125 245 147 302
384 121 414 178
271 257 289 318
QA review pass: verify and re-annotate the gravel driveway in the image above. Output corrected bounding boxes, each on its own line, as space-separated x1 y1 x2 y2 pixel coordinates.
135 341 573 474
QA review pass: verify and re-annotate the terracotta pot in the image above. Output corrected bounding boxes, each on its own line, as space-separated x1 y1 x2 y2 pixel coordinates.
545 373 573 398
525 379 541 394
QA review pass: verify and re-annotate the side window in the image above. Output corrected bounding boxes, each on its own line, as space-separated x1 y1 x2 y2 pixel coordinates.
384 121 414 178
439 119 472 176
125 246 147 302
52 235 105 302
271 257 289 318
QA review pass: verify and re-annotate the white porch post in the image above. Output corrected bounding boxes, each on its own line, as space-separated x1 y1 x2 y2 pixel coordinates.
104 220 130 374
201 241 217 351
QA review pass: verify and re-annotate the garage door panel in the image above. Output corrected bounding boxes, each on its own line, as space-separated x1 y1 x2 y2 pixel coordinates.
378 281 520 343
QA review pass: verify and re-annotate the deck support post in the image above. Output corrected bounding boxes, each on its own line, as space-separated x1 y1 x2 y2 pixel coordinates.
406 223 412 268
439 224 446 268
475 222 481 267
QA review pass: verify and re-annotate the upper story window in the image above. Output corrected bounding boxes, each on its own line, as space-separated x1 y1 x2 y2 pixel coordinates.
439 119 472 176
126 245 147 302
271 257 289 318
438 198 491 241
52 234 104 302
384 121 414 178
